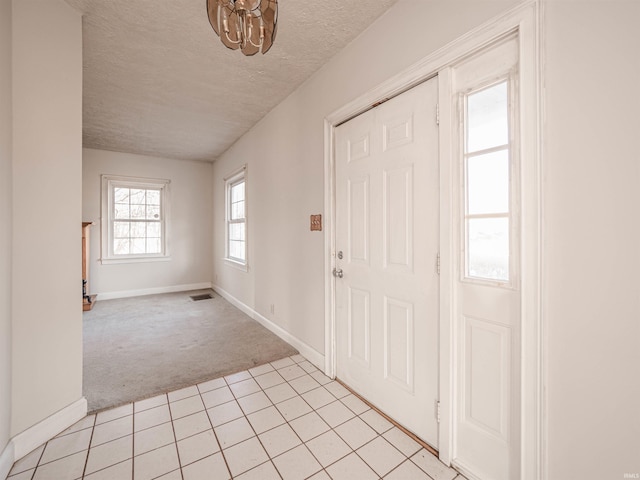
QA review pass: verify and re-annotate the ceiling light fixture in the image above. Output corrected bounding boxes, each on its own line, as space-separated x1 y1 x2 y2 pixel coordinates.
207 0 278 56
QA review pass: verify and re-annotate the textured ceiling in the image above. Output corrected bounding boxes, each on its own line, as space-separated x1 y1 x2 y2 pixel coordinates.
63 0 400 162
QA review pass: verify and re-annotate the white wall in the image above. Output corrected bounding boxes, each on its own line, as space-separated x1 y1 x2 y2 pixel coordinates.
0 0 13 467
212 0 521 372
11 0 83 436
83 149 213 296
543 0 640 478
213 0 640 478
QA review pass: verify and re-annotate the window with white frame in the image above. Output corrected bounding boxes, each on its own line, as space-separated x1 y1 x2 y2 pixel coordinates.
101 175 170 263
463 79 514 283
225 168 247 265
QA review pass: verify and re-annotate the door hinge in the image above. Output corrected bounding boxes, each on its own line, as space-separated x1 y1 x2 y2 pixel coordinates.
436 401 441 423
436 252 441 275
436 103 440 125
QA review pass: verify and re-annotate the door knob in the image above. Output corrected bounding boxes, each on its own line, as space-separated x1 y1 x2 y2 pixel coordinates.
333 268 344 278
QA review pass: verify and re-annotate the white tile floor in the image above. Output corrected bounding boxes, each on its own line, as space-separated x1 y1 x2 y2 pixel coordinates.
7 355 466 480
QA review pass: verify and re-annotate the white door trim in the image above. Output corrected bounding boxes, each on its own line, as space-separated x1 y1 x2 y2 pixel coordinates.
323 1 543 478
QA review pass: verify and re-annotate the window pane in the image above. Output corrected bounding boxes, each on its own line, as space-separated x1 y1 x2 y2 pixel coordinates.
467 217 509 281
467 150 509 215
231 200 245 220
147 205 160 220
229 222 245 241
114 187 130 203
130 204 145 219
229 240 245 261
114 238 130 255
130 222 146 238
130 189 146 205
467 81 508 153
147 222 161 237
147 238 161 254
131 238 146 254
114 221 130 238
146 189 160 205
231 181 245 203
114 203 130 219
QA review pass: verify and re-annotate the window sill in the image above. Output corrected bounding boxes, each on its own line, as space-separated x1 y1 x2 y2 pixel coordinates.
461 275 516 290
100 256 171 265
224 258 248 272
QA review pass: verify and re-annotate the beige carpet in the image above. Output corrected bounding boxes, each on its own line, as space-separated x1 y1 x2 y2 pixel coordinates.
83 290 298 413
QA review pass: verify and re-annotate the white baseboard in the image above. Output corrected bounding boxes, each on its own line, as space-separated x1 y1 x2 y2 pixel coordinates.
0 440 14 480
97 282 213 301
212 285 325 370
10 397 87 463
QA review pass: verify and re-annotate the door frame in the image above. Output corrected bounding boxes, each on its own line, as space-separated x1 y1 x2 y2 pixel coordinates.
322 1 543 479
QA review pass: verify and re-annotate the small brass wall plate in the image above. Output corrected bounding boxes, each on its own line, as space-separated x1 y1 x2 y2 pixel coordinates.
310 214 322 231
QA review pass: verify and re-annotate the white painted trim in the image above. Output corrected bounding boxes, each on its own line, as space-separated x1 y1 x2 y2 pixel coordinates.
323 118 337 379
516 3 544 479
0 441 15 480
10 397 87 463
537 4 547 480
325 3 532 127
212 285 325 370
323 1 542 478
97 282 212 301
100 174 172 264
437 66 455 466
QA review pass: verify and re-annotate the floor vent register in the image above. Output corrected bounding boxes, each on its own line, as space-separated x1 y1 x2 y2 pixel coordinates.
190 293 213 301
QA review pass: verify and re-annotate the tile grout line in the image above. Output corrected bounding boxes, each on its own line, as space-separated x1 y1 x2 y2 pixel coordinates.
131 401 137 480
264 357 316 480
27 441 47 480
227 363 292 479
78 414 135 478
254 357 312 478
28 428 95 473
165 394 185 480
281 372 334 479
80 413 98 479
200 378 234 479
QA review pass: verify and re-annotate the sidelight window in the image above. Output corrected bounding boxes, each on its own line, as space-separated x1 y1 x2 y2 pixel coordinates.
463 80 513 283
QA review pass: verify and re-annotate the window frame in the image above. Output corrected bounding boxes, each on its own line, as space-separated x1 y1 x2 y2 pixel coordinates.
224 166 248 270
459 74 520 288
100 174 171 264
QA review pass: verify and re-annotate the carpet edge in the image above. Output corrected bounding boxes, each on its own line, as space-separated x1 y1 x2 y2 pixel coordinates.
97 282 212 300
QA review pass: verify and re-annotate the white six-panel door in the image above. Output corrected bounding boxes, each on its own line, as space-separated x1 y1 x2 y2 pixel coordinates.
335 77 440 447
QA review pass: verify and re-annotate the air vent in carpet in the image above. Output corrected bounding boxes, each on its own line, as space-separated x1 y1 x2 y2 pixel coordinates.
190 293 213 301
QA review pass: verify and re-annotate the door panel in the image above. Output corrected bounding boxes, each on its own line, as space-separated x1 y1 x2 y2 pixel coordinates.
348 177 369 263
384 296 414 391
348 287 370 367
384 166 413 269
335 77 439 447
464 316 510 437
